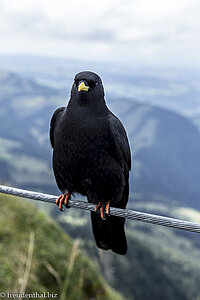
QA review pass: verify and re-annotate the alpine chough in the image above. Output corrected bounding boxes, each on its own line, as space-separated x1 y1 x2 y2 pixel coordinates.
50 71 131 255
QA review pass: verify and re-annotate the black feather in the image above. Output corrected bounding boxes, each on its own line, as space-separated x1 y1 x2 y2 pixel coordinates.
50 71 131 255
50 107 65 148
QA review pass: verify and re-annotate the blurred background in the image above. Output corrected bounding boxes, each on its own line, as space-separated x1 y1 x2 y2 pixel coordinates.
0 0 200 299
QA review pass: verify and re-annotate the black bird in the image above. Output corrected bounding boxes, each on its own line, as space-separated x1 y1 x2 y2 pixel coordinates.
50 71 131 255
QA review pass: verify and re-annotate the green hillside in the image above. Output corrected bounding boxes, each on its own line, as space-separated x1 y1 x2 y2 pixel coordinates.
0 194 124 300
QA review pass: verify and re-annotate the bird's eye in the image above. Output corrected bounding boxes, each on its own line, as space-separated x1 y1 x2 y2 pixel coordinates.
90 81 98 88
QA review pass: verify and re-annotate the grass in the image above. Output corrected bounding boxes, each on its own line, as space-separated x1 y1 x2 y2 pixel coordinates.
0 194 124 300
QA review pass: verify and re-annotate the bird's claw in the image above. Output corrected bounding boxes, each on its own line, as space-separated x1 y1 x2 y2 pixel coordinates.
56 192 71 211
95 201 110 220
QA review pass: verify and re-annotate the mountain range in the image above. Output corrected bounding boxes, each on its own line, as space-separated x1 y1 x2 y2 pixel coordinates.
1 70 200 209
0 63 200 299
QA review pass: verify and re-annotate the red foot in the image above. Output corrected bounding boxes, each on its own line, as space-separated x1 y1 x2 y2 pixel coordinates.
56 192 71 211
95 201 110 220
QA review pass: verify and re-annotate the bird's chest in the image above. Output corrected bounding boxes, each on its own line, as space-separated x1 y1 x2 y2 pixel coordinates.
57 115 111 170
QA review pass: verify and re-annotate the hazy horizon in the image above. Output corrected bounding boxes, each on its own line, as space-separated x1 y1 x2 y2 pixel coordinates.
0 0 200 69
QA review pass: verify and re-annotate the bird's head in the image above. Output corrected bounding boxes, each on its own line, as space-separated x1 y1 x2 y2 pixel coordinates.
70 71 105 106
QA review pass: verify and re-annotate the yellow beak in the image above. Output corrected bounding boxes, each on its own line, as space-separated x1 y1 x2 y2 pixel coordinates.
78 81 89 92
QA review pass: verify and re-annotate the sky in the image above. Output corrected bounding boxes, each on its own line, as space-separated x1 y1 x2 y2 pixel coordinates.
0 0 200 68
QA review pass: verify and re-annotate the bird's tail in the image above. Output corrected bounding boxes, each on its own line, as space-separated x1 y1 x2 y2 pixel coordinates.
91 212 127 255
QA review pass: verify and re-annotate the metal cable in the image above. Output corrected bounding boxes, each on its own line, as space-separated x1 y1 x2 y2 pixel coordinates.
0 184 200 233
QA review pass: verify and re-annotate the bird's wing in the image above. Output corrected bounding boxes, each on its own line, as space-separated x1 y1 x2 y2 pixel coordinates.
108 113 131 171
49 107 65 148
